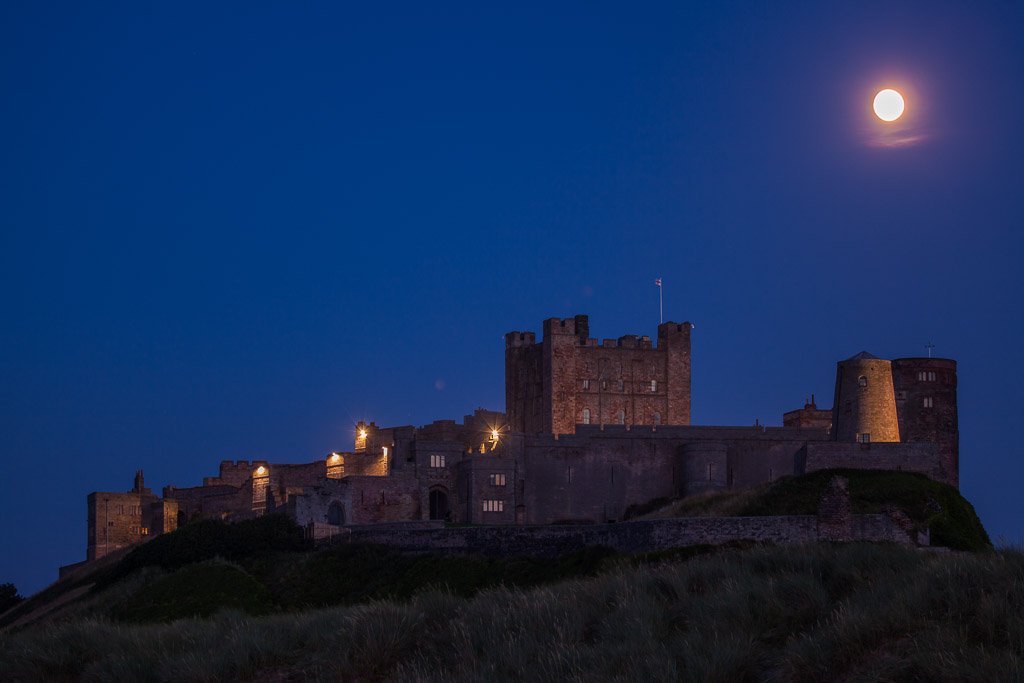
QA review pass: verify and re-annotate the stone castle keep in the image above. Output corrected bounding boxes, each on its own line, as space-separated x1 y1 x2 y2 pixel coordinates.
83 315 959 562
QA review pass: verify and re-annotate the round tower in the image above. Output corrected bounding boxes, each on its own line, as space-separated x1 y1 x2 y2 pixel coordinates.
891 357 959 488
680 442 728 497
830 351 900 443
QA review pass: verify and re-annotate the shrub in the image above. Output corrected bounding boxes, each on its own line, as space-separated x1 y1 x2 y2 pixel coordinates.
110 560 274 622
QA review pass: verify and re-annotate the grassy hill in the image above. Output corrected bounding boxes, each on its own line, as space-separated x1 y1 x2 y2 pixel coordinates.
0 470 1009 681
2 542 1021 682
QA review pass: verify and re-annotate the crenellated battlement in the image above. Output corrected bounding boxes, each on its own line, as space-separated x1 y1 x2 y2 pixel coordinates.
505 331 537 347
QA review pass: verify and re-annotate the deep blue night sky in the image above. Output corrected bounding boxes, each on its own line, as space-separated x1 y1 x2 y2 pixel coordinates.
2 2 1022 594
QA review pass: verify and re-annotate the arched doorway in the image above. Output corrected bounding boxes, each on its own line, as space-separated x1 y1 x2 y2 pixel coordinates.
429 488 449 521
328 502 345 526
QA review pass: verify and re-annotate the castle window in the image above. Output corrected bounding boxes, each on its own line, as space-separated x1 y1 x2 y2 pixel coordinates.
584 362 590 373
917 371 937 381
923 397 934 408
582 379 590 390
857 433 870 443
858 376 867 387
582 408 591 425
115 504 124 515
617 380 624 392
482 499 504 512
650 380 657 392
653 411 661 426
429 454 446 468
489 473 506 486
617 410 625 425
929 371 936 381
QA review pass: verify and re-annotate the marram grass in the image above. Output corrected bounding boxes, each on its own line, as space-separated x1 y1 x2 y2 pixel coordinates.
2 543 1021 682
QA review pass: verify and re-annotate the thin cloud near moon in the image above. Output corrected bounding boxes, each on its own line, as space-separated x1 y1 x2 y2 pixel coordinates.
866 131 929 148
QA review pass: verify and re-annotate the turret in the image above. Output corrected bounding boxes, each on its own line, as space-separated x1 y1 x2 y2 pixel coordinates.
657 321 692 425
830 351 900 443
891 357 959 488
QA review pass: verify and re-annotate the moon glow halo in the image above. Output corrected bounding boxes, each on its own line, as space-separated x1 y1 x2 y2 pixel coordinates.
873 89 905 121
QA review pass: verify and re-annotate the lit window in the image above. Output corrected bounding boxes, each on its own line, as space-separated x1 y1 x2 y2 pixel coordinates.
617 410 625 425
650 380 657 392
582 408 591 425
923 397 934 408
489 473 506 486
857 433 870 443
617 380 624 392
430 454 446 468
653 411 661 426
858 376 867 387
482 499 504 512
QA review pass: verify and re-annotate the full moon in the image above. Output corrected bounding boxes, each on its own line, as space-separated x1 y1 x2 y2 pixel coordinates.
873 89 905 121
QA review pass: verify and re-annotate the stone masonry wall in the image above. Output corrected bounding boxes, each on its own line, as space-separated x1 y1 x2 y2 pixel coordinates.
804 442 941 480
343 512 915 558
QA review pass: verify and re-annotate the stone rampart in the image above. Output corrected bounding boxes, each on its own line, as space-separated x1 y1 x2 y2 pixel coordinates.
342 512 915 557
804 442 941 480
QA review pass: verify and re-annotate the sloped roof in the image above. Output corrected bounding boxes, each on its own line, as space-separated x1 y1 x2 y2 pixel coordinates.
846 350 883 360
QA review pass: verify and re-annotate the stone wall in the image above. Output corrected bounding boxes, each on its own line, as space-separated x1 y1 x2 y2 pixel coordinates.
803 442 941 480
341 512 916 558
293 474 421 527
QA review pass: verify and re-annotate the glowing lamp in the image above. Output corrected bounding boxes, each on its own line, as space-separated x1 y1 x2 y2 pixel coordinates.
331 453 340 462
256 466 266 475
491 429 499 440
359 430 367 439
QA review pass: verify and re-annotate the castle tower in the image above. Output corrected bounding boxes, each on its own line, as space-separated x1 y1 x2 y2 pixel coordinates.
505 315 692 434
680 442 727 496
657 321 692 426
891 358 959 488
830 351 900 443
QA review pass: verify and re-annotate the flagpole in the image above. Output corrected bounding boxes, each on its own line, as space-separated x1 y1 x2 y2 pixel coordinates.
656 278 663 324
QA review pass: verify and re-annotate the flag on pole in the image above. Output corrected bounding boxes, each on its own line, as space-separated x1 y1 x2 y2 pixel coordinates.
655 278 661 286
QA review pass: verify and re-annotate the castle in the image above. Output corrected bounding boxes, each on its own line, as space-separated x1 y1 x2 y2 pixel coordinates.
82 315 958 561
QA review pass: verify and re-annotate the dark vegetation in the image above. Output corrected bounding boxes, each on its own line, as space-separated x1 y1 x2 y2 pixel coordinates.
0 470 1006 681
0 582 23 614
2 543 1021 682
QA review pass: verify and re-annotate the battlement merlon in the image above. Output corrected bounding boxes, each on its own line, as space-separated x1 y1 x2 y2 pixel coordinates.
505 331 537 348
